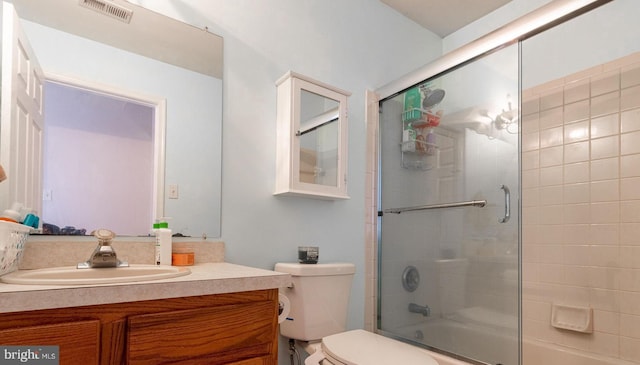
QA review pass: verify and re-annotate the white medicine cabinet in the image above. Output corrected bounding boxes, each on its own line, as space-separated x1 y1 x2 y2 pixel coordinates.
274 71 351 200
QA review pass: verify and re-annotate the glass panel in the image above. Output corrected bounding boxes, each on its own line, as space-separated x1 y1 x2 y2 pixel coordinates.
299 89 340 187
520 1 640 364
378 43 519 365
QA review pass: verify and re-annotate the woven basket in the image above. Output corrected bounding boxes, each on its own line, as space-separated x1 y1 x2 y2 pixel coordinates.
0 220 32 276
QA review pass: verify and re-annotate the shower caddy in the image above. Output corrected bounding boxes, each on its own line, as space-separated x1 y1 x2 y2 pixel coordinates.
400 108 441 170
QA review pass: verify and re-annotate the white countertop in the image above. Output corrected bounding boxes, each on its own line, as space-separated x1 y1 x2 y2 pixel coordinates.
0 262 291 313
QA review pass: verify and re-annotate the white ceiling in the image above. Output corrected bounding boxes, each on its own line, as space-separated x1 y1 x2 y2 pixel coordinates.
380 0 513 37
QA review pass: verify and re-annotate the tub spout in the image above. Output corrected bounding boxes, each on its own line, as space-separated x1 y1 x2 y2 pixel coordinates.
408 303 431 317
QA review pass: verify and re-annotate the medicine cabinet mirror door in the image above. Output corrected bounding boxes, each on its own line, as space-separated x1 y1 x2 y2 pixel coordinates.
275 72 351 200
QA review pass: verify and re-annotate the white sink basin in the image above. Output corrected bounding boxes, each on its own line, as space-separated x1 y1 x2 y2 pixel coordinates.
1 265 191 285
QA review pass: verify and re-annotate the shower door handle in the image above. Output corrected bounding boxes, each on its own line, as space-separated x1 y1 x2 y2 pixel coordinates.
499 185 510 223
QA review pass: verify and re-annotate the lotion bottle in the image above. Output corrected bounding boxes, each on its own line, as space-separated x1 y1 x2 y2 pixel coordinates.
154 219 173 266
153 220 161 265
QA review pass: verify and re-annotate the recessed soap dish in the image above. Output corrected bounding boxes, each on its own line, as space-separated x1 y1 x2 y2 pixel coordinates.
551 303 593 333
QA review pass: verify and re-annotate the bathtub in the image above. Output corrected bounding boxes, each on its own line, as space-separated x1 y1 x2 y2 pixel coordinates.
414 347 474 365
523 339 637 365
418 339 634 365
389 317 518 365
387 314 635 365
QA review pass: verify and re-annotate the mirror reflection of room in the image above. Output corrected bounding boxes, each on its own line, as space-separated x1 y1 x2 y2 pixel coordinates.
298 90 340 187
42 81 156 236
1 0 224 237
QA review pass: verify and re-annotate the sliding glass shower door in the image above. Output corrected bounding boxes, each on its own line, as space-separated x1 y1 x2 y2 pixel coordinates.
377 44 520 365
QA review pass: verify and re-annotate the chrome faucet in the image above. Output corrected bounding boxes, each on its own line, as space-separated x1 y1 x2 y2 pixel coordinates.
77 229 129 269
408 303 431 317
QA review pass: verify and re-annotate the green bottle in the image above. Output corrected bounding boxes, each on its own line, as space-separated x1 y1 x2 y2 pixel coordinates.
402 87 422 122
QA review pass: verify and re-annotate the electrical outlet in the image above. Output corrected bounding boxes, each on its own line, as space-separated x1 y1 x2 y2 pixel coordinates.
168 184 179 199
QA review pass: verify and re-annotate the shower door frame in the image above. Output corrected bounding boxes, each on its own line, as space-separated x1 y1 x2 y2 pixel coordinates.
365 0 615 363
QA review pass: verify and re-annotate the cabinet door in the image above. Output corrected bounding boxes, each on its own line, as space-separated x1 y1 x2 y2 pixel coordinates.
127 300 277 365
0 320 100 365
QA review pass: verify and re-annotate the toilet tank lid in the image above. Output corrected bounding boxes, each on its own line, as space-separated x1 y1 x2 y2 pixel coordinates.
274 263 355 276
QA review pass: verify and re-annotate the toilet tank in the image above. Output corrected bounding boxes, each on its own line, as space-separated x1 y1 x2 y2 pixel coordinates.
275 263 355 341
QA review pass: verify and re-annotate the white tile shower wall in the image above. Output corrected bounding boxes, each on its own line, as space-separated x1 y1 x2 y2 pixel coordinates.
522 52 640 364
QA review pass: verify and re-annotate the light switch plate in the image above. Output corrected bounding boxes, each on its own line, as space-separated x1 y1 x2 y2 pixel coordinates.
168 184 179 199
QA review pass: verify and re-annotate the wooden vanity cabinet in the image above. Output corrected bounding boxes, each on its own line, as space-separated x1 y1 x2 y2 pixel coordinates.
0 289 279 365
0 320 101 364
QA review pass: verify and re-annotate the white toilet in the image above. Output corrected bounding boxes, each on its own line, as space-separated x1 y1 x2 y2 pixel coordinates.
275 262 439 365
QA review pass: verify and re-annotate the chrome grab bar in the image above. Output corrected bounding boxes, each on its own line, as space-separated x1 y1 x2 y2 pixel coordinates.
383 200 486 214
499 185 510 223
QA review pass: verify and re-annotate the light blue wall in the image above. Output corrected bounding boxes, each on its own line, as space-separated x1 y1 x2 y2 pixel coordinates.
127 1 442 363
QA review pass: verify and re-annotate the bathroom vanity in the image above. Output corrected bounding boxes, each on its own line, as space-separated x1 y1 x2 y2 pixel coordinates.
0 263 290 365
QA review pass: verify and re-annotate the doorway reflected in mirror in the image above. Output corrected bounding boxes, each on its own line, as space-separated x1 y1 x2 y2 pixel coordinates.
42 81 160 236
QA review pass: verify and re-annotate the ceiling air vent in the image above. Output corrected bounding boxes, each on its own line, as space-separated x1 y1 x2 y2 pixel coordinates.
79 0 133 24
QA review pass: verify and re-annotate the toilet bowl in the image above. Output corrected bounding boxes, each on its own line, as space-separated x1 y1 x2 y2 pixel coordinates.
275 263 438 365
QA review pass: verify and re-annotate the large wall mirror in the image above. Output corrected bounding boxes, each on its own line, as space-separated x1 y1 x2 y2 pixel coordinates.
0 0 223 238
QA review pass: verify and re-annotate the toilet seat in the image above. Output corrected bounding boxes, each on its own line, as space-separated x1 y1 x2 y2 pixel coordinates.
317 329 439 365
